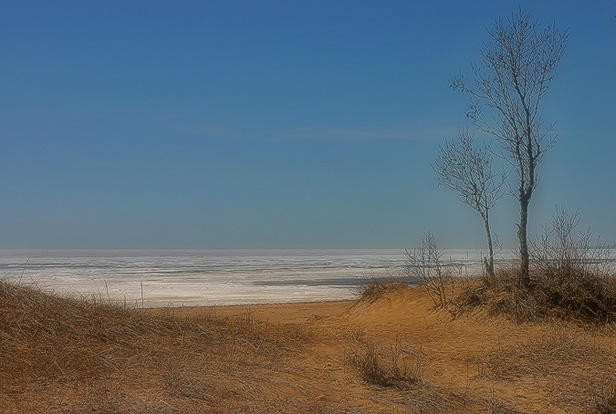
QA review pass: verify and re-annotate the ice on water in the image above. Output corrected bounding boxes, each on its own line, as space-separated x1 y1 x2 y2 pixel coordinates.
0 249 509 307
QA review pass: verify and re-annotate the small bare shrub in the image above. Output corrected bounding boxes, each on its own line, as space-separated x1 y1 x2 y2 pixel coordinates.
346 337 422 389
406 232 461 307
454 268 542 322
532 208 613 276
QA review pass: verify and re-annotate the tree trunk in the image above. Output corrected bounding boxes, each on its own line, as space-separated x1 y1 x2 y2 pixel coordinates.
482 213 495 278
518 196 531 289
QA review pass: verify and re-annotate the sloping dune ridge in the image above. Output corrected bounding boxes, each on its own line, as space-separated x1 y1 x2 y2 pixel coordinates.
1 279 615 413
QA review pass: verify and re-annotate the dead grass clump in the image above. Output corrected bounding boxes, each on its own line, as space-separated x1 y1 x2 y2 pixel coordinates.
454 269 540 322
455 266 616 323
357 280 408 304
222 310 314 353
346 337 422 389
532 266 616 322
531 208 616 322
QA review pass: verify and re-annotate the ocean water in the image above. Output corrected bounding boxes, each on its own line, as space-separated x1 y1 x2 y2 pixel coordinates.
0 249 509 307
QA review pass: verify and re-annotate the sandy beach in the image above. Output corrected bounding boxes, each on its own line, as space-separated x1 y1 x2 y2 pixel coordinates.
3 277 615 413
143 284 615 413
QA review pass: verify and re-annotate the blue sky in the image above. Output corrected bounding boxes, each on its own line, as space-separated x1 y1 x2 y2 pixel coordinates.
1 1 615 249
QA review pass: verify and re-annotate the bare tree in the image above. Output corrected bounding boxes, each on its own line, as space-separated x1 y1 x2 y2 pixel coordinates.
451 8 568 288
433 128 506 277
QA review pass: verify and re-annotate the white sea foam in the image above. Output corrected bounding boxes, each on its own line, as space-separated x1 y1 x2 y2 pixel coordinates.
0 249 515 307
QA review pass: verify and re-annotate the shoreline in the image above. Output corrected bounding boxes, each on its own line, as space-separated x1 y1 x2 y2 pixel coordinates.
0 248 506 307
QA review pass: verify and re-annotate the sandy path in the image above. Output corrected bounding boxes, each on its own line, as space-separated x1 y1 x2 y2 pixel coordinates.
143 285 616 413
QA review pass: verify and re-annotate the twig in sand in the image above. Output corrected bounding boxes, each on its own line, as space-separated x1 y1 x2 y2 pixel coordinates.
104 280 111 303
18 257 30 284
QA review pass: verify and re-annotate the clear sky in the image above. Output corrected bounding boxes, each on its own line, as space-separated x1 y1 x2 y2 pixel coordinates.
1 1 615 249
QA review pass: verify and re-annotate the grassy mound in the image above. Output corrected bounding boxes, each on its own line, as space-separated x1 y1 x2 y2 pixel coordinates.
455 266 616 323
0 280 310 413
456 210 616 324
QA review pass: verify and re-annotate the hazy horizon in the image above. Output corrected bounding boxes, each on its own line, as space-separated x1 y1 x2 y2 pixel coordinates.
2 1 615 250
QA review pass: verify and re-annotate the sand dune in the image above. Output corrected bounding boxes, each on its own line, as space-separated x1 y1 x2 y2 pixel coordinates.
2 279 614 413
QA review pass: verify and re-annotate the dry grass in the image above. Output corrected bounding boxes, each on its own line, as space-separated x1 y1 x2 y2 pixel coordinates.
455 267 616 323
4 276 616 413
593 386 616 414
357 280 408 304
465 326 610 379
455 209 616 324
344 336 477 413
460 324 616 412
0 279 313 413
345 336 423 389
2 278 468 413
